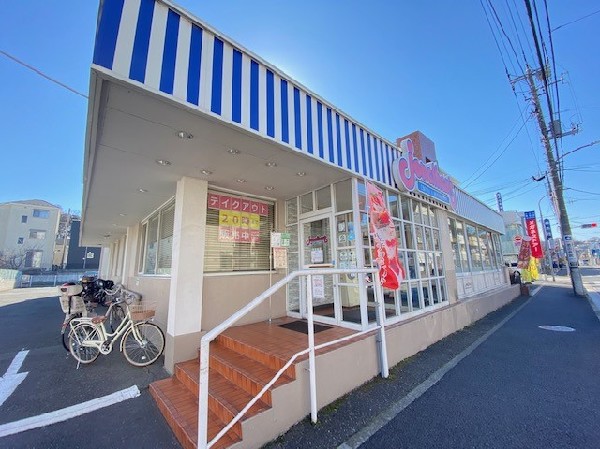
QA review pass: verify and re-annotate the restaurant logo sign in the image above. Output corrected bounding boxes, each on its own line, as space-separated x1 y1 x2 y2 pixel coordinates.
392 138 457 209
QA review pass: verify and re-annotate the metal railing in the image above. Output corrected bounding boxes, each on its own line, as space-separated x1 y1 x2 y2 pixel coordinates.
197 267 389 449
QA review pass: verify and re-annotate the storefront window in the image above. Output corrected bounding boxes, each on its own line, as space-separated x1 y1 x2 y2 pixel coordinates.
139 200 175 275
335 179 353 212
466 224 482 271
316 186 332 210
300 192 313 214
204 191 274 272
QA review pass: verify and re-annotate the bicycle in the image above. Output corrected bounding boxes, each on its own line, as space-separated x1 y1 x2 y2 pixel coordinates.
67 293 165 367
59 283 126 351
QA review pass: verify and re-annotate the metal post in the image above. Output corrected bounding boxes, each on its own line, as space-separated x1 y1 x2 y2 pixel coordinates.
305 274 318 424
373 272 389 378
197 340 210 449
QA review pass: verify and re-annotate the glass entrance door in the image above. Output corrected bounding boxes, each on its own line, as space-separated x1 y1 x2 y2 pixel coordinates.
300 214 338 324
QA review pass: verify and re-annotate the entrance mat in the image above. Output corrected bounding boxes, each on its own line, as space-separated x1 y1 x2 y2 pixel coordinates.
279 320 332 335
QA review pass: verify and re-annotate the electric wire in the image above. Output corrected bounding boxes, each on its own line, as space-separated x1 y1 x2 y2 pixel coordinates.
487 0 525 74
0 49 88 99
552 8 600 32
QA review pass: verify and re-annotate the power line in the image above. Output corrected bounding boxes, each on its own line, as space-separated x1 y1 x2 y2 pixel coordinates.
552 8 600 32
0 49 87 99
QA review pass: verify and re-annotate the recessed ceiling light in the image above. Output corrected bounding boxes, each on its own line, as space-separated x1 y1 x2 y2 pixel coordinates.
265 186 275 191
138 188 148 193
119 213 127 217
236 179 246 183
156 159 171 166
265 162 277 167
296 171 306 177
103 234 111 238
201 169 213 175
228 148 240 155
177 130 193 139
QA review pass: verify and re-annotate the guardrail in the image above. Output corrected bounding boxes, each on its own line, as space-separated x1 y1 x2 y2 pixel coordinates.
198 267 389 449
19 272 88 288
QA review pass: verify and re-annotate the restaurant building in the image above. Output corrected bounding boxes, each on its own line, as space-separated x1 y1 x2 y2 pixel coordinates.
83 1 519 447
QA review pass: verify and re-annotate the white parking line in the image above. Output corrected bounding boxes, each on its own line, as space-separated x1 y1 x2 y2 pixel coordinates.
0 350 29 407
0 385 140 438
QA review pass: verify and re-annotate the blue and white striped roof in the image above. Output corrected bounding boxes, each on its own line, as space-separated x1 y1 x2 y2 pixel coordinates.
92 0 504 233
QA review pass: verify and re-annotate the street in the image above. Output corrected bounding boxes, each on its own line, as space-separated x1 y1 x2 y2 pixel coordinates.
0 288 181 449
1 269 600 448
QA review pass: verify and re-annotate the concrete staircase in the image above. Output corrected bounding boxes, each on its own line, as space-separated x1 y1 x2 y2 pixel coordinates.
150 332 297 449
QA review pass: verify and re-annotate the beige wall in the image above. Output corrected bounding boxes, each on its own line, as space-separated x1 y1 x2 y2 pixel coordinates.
202 273 287 330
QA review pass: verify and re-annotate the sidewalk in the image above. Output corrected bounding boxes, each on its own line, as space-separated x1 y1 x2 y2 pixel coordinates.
0 286 58 307
266 282 600 448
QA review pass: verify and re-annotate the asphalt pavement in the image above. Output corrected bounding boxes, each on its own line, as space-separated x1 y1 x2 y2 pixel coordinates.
2 269 600 449
267 269 600 449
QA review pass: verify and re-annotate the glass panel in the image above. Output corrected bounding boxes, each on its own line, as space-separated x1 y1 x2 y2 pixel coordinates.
412 201 422 224
415 226 425 250
433 229 441 251
428 205 438 228
407 251 417 279
479 228 492 270
401 197 411 221
418 252 427 278
432 279 442 304
424 227 433 251
157 203 175 275
286 198 298 225
340 284 362 324
287 224 300 313
301 193 313 214
383 287 398 319
303 218 334 320
337 249 358 283
404 223 415 250
357 180 367 211
456 220 469 272
144 215 158 274
421 204 430 226
335 179 353 212
466 224 482 270
316 186 332 210
410 282 423 310
422 281 433 307
398 251 409 279
435 253 444 277
361 213 370 249
388 192 400 218
399 283 410 313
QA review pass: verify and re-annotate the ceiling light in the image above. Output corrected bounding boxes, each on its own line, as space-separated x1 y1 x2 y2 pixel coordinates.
177 130 193 139
265 162 277 167
201 169 213 175
156 159 171 166
119 213 127 217
236 179 246 183
265 186 275 191
138 188 148 193
296 171 306 177
228 148 240 155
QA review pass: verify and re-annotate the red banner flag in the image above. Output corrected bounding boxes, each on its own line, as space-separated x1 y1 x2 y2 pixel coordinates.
366 182 404 289
524 211 543 259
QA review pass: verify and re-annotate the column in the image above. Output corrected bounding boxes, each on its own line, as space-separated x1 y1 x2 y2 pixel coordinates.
165 176 208 372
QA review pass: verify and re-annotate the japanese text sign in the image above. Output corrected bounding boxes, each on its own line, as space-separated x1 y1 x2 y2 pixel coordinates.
524 211 543 259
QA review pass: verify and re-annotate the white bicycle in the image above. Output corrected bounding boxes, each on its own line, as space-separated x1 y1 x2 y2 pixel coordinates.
68 294 165 367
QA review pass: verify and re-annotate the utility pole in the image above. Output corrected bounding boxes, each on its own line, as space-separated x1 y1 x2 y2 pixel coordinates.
525 68 585 296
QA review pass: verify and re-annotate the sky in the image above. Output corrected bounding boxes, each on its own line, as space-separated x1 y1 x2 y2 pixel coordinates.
1 1 598 240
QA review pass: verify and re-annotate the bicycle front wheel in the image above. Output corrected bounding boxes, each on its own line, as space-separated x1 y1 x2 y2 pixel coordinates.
68 323 100 364
122 323 165 367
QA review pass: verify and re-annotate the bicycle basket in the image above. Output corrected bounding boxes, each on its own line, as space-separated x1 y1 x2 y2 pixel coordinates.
59 295 86 314
128 301 157 321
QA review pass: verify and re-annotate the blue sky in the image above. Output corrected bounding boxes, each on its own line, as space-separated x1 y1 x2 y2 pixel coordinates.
1 1 598 240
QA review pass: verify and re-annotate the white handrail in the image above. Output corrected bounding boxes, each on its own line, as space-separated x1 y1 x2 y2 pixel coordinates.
198 267 388 449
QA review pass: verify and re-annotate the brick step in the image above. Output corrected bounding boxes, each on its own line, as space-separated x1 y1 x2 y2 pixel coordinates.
149 378 240 449
216 333 296 379
210 344 295 406
175 359 270 433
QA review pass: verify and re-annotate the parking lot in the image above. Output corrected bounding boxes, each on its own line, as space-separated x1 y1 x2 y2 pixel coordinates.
0 288 181 448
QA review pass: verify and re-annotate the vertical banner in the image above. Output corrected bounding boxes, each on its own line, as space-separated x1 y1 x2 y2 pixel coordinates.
516 236 532 269
366 182 404 289
524 211 543 258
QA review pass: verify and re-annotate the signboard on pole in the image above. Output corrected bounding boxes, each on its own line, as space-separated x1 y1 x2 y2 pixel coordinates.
524 211 543 258
563 235 577 265
543 219 554 249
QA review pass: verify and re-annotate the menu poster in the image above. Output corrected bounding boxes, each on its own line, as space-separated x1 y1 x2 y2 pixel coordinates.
209 193 268 243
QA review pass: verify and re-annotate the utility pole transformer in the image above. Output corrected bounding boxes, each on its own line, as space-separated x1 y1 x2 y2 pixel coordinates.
525 68 585 296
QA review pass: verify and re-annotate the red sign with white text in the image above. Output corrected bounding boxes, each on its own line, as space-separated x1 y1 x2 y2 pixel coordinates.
524 211 543 258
